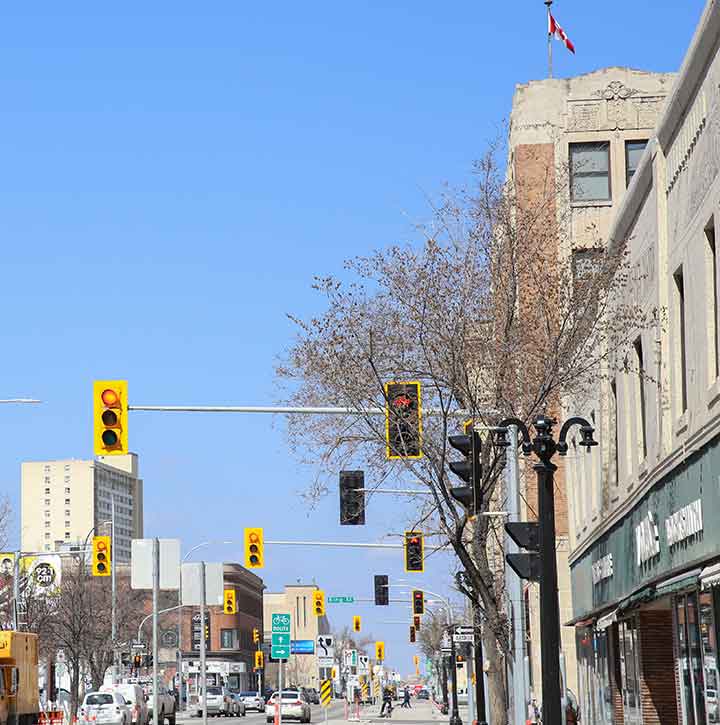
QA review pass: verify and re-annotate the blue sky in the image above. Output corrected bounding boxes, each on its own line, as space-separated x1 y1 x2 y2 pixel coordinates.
0 1 705 674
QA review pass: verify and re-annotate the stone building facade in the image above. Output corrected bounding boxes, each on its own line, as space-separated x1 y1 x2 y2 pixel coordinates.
564 3 720 724
508 66 674 706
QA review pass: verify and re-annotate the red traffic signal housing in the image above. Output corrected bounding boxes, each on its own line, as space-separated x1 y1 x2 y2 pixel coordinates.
412 589 424 615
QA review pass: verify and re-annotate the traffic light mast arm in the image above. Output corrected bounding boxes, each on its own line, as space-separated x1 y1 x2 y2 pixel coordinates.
127 404 498 417
137 604 183 643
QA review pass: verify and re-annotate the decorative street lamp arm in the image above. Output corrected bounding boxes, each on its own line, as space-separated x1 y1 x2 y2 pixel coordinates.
557 416 598 454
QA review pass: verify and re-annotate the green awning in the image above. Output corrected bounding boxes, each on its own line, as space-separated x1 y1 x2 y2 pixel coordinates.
655 568 701 598
618 585 655 613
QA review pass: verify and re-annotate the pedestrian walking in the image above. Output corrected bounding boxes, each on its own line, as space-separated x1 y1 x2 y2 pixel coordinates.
401 688 411 709
380 686 393 718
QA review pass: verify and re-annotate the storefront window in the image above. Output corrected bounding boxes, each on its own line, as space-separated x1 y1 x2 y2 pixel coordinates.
700 590 719 724
619 617 642 725
596 629 613 725
678 595 697 725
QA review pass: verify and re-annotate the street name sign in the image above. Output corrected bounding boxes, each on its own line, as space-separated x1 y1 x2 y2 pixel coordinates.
453 634 473 643
271 613 291 659
327 596 354 604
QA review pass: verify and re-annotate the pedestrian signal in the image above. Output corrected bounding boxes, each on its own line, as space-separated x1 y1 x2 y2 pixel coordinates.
224 589 237 614
409 626 416 643
313 590 325 616
93 380 128 455
375 641 385 661
414 614 421 630
385 381 422 459
405 532 424 573
244 528 264 568
254 650 264 669
92 535 111 577
353 615 361 632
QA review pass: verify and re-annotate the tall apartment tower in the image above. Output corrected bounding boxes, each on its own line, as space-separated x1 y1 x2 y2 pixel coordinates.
21 453 143 562
507 67 674 701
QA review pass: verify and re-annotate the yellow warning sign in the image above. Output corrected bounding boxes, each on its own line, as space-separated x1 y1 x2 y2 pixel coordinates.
320 680 332 708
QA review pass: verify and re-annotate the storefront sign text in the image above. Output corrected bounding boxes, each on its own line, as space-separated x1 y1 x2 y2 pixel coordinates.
635 512 660 566
591 553 614 585
665 498 703 547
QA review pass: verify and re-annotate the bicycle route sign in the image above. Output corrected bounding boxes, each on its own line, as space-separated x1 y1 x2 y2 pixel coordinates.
271 613 291 659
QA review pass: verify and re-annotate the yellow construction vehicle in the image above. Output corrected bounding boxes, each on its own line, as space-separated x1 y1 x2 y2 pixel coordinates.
0 631 39 725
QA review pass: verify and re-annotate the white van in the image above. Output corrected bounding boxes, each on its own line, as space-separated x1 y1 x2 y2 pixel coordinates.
102 685 148 725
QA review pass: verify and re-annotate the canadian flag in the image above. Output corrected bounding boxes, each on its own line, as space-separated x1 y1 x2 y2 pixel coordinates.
548 12 575 54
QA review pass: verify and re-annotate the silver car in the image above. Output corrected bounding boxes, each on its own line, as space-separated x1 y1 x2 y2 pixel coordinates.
228 694 247 717
238 692 264 712
265 691 311 723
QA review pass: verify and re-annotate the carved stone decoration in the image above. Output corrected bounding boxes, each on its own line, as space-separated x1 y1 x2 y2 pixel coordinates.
568 102 602 131
591 81 640 130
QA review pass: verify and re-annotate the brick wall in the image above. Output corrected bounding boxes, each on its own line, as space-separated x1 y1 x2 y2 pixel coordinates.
637 610 678 725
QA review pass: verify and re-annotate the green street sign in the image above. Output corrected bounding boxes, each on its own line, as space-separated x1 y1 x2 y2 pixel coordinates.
271 645 290 660
271 613 291 634
327 596 354 604
271 633 290 647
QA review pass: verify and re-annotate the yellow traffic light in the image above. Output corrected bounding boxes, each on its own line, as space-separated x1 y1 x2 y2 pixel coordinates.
375 641 385 661
244 528 264 568
313 590 325 616
254 650 264 669
93 381 128 456
224 589 237 614
92 535 111 577
253 627 260 644
353 615 361 632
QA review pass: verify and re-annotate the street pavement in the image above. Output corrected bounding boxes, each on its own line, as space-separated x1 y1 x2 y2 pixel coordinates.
177 700 454 725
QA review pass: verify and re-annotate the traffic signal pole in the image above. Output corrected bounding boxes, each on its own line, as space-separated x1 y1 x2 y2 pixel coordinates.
111 495 117 684
152 538 160 725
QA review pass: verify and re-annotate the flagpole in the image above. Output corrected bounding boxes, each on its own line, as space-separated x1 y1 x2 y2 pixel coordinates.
545 0 553 78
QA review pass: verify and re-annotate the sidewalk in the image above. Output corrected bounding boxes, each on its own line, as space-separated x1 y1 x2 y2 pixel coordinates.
325 700 441 725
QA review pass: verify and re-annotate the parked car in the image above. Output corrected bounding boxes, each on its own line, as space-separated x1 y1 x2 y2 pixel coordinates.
228 694 247 717
265 690 312 723
416 689 429 700
197 686 232 717
80 692 131 725
101 685 148 725
145 683 177 725
238 692 265 712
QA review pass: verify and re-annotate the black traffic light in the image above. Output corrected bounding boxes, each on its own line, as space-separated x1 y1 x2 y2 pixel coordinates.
385 382 422 459
448 427 482 515
413 615 421 630
412 590 424 615
409 626 416 644
404 532 424 573
374 575 389 605
339 471 365 525
505 522 541 581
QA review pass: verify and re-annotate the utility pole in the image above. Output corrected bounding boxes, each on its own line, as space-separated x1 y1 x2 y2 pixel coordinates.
152 538 160 725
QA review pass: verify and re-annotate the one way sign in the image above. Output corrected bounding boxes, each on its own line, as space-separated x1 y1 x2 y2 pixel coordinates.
317 635 335 667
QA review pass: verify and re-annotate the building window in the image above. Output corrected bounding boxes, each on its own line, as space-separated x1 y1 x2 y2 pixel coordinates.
44 533 50 540
676 592 708 724
44 476 50 484
44 499 50 506
570 142 611 202
220 629 236 649
64 532 70 539
610 379 619 486
44 522 50 528
64 520 70 528
64 464 70 471
64 487 70 494
64 510 70 517
44 544 50 551
44 465 50 473
64 476 70 483
44 488 50 495
633 337 647 461
674 267 688 413
44 511 50 518
618 617 641 722
65 499 70 505
707 218 719 382
625 139 648 186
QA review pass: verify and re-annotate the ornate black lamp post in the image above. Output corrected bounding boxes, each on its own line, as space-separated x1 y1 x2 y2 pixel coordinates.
495 415 597 725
